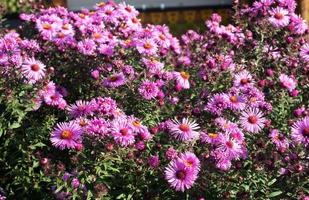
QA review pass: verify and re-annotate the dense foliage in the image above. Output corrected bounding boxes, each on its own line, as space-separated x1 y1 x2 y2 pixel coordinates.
0 0 308 199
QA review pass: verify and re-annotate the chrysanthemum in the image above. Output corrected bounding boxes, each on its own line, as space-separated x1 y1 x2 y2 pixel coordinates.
138 80 159 100
164 159 198 192
240 108 266 133
268 7 290 28
86 118 109 137
269 129 289 151
300 43 309 63
169 118 200 141
224 93 246 111
102 73 126 88
205 93 227 115
279 74 296 92
233 70 253 88
66 100 93 118
291 117 309 146
50 121 82 150
179 152 200 171
174 71 190 89
136 38 157 55
111 118 135 147
216 133 243 160
21 57 46 84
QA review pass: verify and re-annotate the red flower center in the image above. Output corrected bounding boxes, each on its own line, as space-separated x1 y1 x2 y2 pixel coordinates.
248 115 258 124
179 124 190 132
120 128 129 136
176 170 186 180
303 127 309 137
143 42 153 50
109 75 119 82
31 64 40 72
226 141 234 148
43 23 52 30
105 10 112 15
180 71 189 80
61 130 73 139
240 78 249 85
275 12 284 20
230 95 238 103
93 33 102 39
62 24 70 30
125 6 132 12
132 18 138 23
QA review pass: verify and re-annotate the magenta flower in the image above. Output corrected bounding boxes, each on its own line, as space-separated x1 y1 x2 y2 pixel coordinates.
300 43 309 63
111 118 135 147
77 39 96 55
291 117 309 146
233 70 253 88
138 80 159 100
269 129 289 151
136 38 157 55
205 93 228 115
216 133 243 160
21 57 46 84
50 121 82 150
86 118 109 137
169 118 200 141
174 71 190 89
148 155 160 168
279 74 296 92
66 100 93 118
103 73 126 88
164 159 198 192
179 152 200 171
240 108 266 133
268 7 290 28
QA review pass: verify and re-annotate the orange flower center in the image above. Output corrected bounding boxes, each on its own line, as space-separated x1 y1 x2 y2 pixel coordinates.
98 2 105 7
240 78 249 85
143 42 153 50
57 32 65 38
43 23 52 30
31 64 40 72
62 24 70 30
109 75 119 82
61 130 73 139
159 34 166 40
180 71 189 80
230 96 238 103
79 13 86 19
248 115 258 124
179 124 190 132
275 12 283 20
184 160 193 167
93 32 102 39
79 119 88 127
209 133 218 138
132 120 141 127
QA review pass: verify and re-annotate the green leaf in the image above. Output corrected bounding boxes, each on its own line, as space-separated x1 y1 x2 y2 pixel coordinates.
269 191 282 198
267 178 277 186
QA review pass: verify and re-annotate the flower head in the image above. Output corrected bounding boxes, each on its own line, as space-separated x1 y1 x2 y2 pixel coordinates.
21 57 46 84
138 80 159 100
291 117 309 146
50 121 82 150
269 7 290 27
169 118 200 141
240 108 266 133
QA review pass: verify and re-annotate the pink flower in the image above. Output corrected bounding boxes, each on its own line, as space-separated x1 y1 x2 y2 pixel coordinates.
169 118 200 141
300 43 309 63
136 38 157 55
279 74 296 92
174 71 190 89
291 117 309 146
240 108 266 133
268 7 290 28
50 121 82 150
111 118 135 147
21 57 46 84
138 80 159 100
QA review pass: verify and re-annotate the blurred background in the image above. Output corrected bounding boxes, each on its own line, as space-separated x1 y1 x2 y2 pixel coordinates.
0 0 308 34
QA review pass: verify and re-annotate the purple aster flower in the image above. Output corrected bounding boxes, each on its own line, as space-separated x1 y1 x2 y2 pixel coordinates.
148 155 160 168
174 71 190 89
21 57 46 84
165 147 178 160
86 118 109 137
279 74 296 92
50 121 82 150
240 108 266 133
164 159 198 192
200 132 220 144
233 70 254 88
300 43 309 63
169 118 200 142
111 118 135 147
138 80 159 100
103 73 126 88
136 38 157 56
291 117 309 146
94 97 117 115
289 14 308 35
269 129 289 151
216 133 243 160
224 93 246 111
268 7 290 28
77 39 96 55
205 93 228 115
66 100 93 118
179 152 200 171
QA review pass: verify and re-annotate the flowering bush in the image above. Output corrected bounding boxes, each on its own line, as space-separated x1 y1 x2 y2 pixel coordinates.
0 0 308 199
